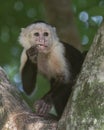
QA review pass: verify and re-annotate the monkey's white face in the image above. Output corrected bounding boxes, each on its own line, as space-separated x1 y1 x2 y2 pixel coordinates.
19 23 59 54
29 24 52 53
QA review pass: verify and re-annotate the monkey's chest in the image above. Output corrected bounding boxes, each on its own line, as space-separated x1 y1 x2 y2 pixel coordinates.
37 55 61 79
37 59 52 79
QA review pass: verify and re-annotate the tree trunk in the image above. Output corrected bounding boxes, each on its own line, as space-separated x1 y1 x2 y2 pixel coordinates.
0 23 104 129
44 0 81 50
58 23 104 130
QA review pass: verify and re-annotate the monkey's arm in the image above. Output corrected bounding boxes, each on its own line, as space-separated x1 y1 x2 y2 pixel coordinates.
21 58 37 95
20 46 38 95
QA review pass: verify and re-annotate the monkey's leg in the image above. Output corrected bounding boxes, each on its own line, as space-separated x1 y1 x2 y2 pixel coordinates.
51 83 73 119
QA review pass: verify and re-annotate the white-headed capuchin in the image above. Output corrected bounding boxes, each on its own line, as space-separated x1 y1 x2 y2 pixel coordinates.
19 21 86 120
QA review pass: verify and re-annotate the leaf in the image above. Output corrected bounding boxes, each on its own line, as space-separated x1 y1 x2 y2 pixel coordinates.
87 6 104 16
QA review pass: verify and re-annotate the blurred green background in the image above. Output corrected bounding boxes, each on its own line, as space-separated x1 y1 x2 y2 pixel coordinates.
0 0 104 105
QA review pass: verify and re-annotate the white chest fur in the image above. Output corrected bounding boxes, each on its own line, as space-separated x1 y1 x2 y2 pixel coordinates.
37 44 70 82
37 54 50 78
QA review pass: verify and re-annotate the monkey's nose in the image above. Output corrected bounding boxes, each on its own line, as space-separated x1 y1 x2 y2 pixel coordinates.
39 37 45 44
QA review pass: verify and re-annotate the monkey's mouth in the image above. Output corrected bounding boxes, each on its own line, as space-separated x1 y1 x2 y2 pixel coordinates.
37 44 48 48
37 44 48 51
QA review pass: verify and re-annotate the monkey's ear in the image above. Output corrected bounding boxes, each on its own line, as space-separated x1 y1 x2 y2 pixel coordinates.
21 28 25 33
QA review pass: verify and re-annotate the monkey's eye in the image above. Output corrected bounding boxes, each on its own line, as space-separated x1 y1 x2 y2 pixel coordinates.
43 32 49 36
34 32 39 36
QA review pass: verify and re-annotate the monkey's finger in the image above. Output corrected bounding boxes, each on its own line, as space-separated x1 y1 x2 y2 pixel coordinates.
39 102 52 115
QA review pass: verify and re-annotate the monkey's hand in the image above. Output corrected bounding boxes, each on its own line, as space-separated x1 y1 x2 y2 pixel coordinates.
33 95 52 116
26 46 38 63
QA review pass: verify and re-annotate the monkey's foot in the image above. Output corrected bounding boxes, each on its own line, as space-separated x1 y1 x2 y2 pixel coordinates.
33 99 52 116
26 46 38 63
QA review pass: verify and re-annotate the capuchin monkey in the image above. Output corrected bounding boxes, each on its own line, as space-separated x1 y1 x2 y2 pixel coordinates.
19 21 85 120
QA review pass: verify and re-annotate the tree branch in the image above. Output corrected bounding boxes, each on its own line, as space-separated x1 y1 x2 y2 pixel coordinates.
0 67 57 130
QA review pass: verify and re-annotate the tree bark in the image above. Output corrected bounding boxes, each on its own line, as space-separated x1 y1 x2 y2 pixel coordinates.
0 68 57 130
58 23 104 130
44 0 81 50
1 23 104 130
